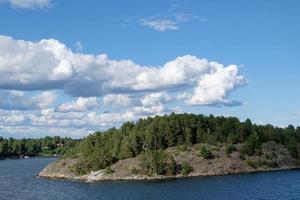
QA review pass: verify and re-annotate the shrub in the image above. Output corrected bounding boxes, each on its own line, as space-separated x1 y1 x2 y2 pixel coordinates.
105 166 114 174
262 141 279 159
265 160 279 168
70 159 92 175
176 145 190 152
239 153 246 160
139 150 177 176
246 159 266 169
166 156 177 176
180 162 193 176
286 141 300 159
239 144 254 156
200 146 214 159
130 167 139 175
225 144 237 155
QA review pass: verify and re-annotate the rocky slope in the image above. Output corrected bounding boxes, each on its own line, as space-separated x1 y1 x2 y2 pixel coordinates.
39 143 298 182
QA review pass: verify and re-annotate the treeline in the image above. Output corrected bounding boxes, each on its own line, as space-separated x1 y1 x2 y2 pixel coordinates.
0 136 79 159
68 113 300 175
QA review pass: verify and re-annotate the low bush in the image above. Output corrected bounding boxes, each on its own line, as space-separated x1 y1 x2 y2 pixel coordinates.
105 166 114 174
200 146 214 159
225 144 237 155
180 162 193 176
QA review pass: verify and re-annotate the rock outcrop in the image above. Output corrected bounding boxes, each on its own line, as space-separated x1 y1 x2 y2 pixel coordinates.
39 143 298 182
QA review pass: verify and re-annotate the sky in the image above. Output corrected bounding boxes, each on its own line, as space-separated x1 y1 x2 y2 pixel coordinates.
0 0 299 138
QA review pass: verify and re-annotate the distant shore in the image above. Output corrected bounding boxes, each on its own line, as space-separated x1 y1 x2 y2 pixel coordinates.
1 154 59 160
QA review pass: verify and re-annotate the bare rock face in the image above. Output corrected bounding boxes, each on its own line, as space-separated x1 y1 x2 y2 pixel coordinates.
39 143 298 182
38 158 84 180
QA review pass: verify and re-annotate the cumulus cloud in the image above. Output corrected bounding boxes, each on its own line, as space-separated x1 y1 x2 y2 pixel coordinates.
187 63 247 106
0 35 246 106
0 35 248 138
0 35 246 107
141 92 171 106
103 94 132 107
3 0 51 9
0 108 137 137
127 92 173 116
2 113 26 123
56 97 99 112
0 90 56 110
141 19 178 31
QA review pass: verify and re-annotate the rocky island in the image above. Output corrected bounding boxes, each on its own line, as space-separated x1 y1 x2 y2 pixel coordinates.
39 113 300 182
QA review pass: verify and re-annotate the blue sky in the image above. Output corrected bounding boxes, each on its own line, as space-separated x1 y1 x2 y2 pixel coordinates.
0 0 299 138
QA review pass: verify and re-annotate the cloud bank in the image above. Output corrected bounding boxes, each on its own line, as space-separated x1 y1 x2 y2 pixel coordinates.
0 35 247 138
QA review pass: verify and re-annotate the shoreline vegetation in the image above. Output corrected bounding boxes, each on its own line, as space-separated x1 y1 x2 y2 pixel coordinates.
39 113 300 182
0 136 79 160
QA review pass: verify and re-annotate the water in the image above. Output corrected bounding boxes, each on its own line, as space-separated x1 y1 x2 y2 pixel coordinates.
0 158 300 200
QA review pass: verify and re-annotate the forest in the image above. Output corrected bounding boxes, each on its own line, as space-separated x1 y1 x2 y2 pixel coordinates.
64 113 300 175
0 136 79 159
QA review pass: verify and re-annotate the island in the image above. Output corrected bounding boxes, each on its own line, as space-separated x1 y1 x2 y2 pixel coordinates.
39 113 300 182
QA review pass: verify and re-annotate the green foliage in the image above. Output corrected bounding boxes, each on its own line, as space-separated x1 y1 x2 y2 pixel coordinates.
239 144 251 156
261 141 279 160
286 138 300 159
176 144 190 153
57 113 300 174
0 136 78 159
200 146 214 159
139 150 177 176
225 144 237 155
246 159 265 169
105 166 114 174
246 159 278 169
227 133 239 144
130 167 139 175
180 161 193 176
70 159 92 175
239 132 261 156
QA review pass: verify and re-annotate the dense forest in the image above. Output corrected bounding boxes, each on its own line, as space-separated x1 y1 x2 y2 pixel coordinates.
64 113 300 175
0 136 79 159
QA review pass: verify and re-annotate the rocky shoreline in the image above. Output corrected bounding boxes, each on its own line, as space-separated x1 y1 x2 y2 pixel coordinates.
38 143 299 182
39 164 299 182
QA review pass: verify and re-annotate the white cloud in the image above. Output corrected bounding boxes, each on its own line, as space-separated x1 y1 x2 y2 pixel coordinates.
5 0 51 9
187 63 247 106
0 124 91 138
56 97 99 112
139 13 206 32
0 35 246 107
126 92 173 116
103 94 132 107
141 92 171 106
141 19 178 31
0 35 248 138
0 90 56 110
2 113 26 123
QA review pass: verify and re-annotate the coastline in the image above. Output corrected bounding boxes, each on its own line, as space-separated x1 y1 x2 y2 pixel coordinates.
38 143 299 183
38 165 299 182
1 155 59 160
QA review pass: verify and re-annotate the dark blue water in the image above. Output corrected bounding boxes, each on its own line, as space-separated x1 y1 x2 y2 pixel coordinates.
0 158 300 200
